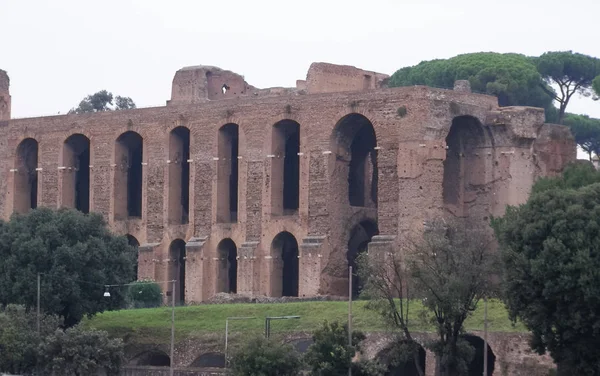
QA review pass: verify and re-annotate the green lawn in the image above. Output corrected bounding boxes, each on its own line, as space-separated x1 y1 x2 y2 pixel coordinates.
83 299 525 344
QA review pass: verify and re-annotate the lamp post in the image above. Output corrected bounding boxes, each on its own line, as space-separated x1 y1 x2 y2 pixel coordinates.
264 315 301 339
483 296 488 376
225 316 256 366
348 265 353 376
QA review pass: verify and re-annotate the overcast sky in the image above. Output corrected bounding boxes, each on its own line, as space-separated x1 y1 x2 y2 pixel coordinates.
2 0 600 120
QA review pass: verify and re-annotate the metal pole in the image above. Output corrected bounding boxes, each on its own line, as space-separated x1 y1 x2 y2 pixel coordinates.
170 279 175 376
348 266 353 376
225 319 229 360
483 296 488 376
37 273 40 335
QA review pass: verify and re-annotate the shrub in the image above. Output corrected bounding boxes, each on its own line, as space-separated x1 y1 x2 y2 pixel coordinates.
126 280 163 309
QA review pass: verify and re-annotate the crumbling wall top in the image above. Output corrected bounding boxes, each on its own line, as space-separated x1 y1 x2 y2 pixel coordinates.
305 62 389 94
0 70 9 92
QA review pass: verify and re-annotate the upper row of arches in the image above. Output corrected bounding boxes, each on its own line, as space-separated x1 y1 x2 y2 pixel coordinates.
12 114 489 220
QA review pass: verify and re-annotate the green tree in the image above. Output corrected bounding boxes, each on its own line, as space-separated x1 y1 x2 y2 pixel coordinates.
0 304 61 375
593 75 600 97
409 218 499 376
126 280 163 309
304 321 365 376
492 165 600 375
229 336 302 376
531 161 600 195
39 326 124 376
536 51 600 123
0 208 137 327
69 90 136 114
562 113 600 160
389 52 557 121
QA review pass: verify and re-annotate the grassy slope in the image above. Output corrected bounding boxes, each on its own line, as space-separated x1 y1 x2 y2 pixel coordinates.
84 299 525 344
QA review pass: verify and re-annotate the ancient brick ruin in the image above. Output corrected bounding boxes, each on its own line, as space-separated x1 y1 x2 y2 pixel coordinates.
0 62 576 305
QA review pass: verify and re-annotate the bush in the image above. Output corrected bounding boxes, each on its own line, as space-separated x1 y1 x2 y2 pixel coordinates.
126 280 163 308
230 336 302 376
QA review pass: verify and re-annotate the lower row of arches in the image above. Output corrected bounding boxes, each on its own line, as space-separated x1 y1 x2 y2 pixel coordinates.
128 335 496 375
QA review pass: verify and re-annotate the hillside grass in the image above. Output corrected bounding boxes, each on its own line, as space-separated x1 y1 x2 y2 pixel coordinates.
84 299 525 344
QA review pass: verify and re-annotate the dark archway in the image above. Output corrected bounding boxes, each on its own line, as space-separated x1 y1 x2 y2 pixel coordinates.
442 116 487 216
190 352 226 368
347 220 379 298
331 114 378 207
271 120 300 215
114 131 143 219
62 134 90 213
271 232 299 297
217 123 239 223
14 138 38 213
168 126 190 224
217 238 238 293
377 341 427 376
169 239 186 304
130 351 170 367
463 335 495 376
127 234 140 280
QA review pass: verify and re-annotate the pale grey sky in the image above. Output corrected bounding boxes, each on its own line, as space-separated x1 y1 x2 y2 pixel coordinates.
2 0 600 120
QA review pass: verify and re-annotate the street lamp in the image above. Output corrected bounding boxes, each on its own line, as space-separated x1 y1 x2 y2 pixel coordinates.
264 315 301 339
225 316 256 365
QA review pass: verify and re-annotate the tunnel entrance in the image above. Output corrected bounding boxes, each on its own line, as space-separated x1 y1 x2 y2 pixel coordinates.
271 120 300 215
377 341 427 376
169 239 186 304
271 232 299 297
63 134 90 213
217 238 238 293
347 220 379 298
217 123 239 223
14 138 38 213
191 353 226 368
114 131 143 219
130 351 170 367
331 114 377 208
168 127 190 224
463 334 495 376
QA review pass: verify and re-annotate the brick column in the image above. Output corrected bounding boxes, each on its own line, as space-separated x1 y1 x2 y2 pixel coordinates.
185 236 207 303
137 242 159 280
376 144 399 235
245 160 264 241
307 151 330 235
145 153 165 244
237 241 259 295
39 137 59 208
193 162 212 237
299 236 326 296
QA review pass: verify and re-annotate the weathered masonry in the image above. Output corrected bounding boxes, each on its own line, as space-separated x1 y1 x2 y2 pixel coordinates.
0 64 576 303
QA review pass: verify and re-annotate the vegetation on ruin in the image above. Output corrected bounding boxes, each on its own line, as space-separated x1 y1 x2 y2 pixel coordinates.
69 89 136 114
493 163 600 375
0 208 137 327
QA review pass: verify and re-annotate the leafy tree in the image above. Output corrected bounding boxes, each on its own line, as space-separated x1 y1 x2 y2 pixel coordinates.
493 166 600 376
389 52 557 121
229 336 302 376
304 321 365 376
593 75 600 98
39 326 124 376
0 208 137 327
351 359 387 376
562 113 600 160
408 218 499 376
536 51 600 123
531 161 600 195
126 280 163 309
0 304 61 375
69 90 136 114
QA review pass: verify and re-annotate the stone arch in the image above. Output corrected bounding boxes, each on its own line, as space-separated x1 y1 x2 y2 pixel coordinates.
376 341 427 376
169 239 186 304
330 113 378 208
114 131 143 219
190 352 226 368
61 134 90 213
168 126 190 224
347 219 379 298
442 116 491 217
216 123 239 223
270 231 299 297
463 334 495 376
129 350 170 366
271 119 300 216
127 234 140 279
216 238 238 294
13 138 39 213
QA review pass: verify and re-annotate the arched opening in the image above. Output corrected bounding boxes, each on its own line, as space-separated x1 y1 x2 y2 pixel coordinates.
13 138 38 213
216 123 239 223
190 352 226 368
168 127 190 224
463 335 495 376
169 239 186 304
130 351 170 367
331 114 378 208
62 134 90 213
271 120 300 216
271 232 299 297
114 131 143 219
216 238 238 294
377 341 426 376
347 220 379 298
442 116 487 216
127 234 140 280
